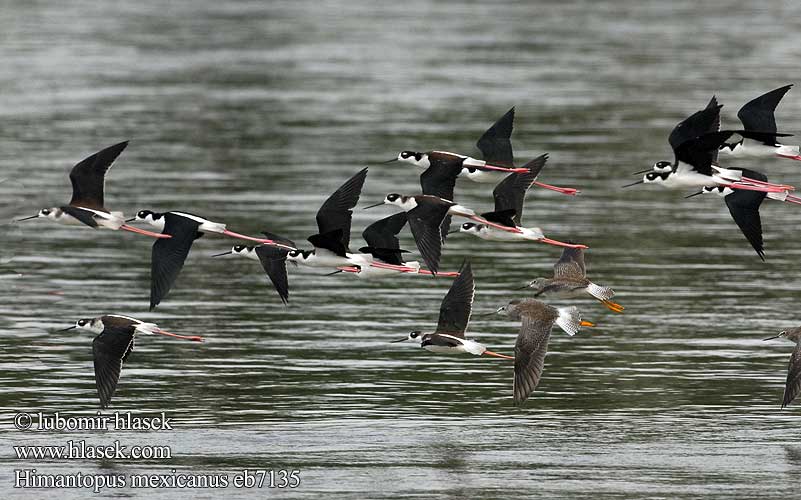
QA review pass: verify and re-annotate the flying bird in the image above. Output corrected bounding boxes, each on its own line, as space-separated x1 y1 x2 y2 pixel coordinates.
391 261 513 359
58 314 202 408
719 85 801 161
764 327 801 408
490 298 594 406
518 247 623 313
17 141 169 239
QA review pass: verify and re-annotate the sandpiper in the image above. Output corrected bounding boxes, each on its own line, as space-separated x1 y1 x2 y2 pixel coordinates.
489 298 594 406
764 327 801 408
519 247 623 313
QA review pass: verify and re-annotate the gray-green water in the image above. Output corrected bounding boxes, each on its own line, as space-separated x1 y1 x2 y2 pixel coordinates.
2 1 801 498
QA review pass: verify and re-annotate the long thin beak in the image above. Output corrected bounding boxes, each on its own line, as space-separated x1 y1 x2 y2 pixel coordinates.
447 229 460 235
685 191 703 199
363 202 385 210
15 215 39 222
211 251 233 257
153 328 204 342
515 284 530 290
476 310 500 317
621 180 644 188
631 169 651 175
125 217 136 223
390 337 407 343
580 320 596 327
763 334 782 341
380 158 399 164
324 269 343 276
56 325 77 332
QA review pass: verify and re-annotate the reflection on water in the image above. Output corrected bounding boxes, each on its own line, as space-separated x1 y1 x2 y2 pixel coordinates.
2 0 801 498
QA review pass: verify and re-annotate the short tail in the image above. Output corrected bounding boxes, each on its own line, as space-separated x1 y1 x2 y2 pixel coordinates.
555 306 582 336
104 211 126 229
586 282 615 301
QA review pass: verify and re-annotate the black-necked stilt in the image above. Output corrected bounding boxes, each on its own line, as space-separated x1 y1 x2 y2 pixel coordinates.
685 168 771 260
489 298 594 406
453 154 588 249
763 327 801 408
518 247 623 313
58 314 202 408
335 212 460 278
626 101 794 193
719 85 801 161
391 261 513 359
16 142 169 239
212 231 296 304
363 193 527 274
284 168 368 269
389 108 577 195
129 210 278 246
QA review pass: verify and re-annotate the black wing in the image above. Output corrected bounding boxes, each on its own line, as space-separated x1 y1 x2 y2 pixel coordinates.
669 103 723 152
69 141 129 210
61 206 100 228
783 341 801 408
476 107 515 166
150 213 202 310
723 171 767 261
513 316 553 406
434 261 474 337
255 244 291 305
407 201 451 275
553 247 586 279
738 85 793 135
492 154 547 225
308 229 348 256
481 209 517 228
92 325 135 409
315 168 368 250
360 212 409 265
420 159 460 201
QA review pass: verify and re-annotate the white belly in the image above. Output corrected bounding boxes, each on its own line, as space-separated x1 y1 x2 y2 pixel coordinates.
460 168 506 183
473 226 543 241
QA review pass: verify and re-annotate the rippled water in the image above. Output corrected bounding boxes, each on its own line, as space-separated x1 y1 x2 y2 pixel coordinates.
2 1 801 498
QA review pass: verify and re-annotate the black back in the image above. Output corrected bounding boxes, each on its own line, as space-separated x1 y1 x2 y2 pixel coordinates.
92 323 136 409
491 153 547 225
670 103 723 174
69 141 129 210
150 213 202 310
360 212 409 265
738 85 793 135
723 169 767 261
476 107 515 166
314 168 368 250
481 209 517 228
61 206 101 228
308 229 348 257
434 261 474 337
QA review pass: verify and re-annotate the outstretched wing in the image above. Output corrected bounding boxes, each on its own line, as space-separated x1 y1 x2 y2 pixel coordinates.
255 244 291 304
783 341 801 408
724 185 767 261
407 201 451 275
434 261 474 337
92 325 135 409
513 315 553 406
476 107 515 166
69 141 129 210
738 85 793 135
315 168 368 250
553 247 586 279
492 154 547 224
150 213 202 310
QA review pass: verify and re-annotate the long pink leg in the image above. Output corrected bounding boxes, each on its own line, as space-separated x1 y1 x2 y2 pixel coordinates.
417 269 460 277
727 182 789 193
784 194 801 205
533 181 580 196
120 224 172 239
369 261 418 272
539 237 588 249
481 163 530 174
776 153 801 162
739 176 795 191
